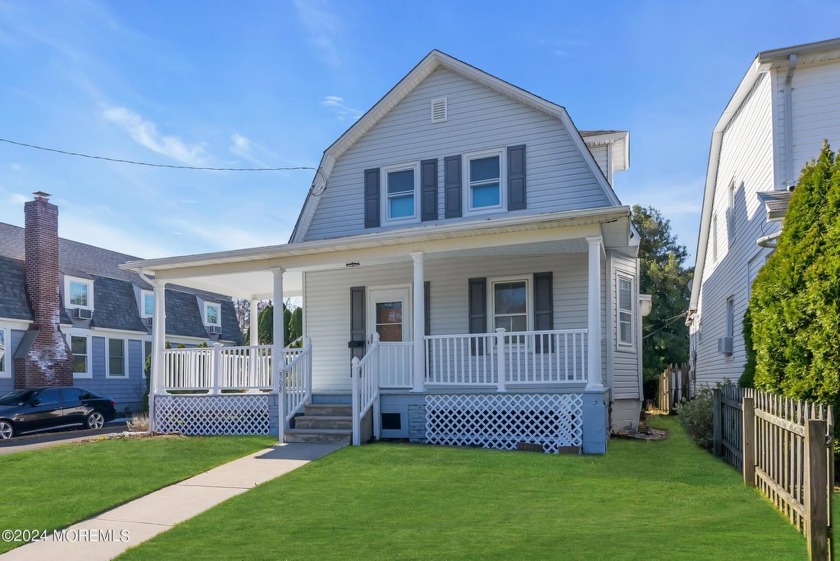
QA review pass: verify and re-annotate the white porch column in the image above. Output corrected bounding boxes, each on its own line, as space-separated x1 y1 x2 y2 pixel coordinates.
249 299 259 346
586 236 603 390
150 282 167 433
411 252 425 393
271 267 285 441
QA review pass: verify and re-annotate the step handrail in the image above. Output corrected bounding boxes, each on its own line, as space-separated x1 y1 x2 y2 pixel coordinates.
351 333 381 446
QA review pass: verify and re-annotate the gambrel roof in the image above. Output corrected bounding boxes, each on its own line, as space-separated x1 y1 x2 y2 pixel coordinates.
290 50 624 243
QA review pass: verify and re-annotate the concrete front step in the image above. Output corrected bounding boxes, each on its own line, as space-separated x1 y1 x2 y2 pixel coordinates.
284 428 352 443
293 415 353 430
304 404 352 417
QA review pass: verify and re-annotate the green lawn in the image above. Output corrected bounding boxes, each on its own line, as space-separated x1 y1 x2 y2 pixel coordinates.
0 435 274 554
119 417 808 560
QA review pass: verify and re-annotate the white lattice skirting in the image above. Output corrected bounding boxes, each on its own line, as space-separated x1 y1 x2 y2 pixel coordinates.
425 394 583 453
155 394 271 436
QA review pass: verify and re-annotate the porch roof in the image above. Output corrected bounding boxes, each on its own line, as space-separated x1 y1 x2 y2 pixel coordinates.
120 206 633 300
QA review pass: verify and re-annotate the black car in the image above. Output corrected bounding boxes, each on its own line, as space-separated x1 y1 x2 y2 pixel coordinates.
0 387 116 439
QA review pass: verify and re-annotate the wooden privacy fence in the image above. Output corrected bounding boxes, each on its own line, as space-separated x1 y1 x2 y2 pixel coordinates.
712 387 834 561
656 363 691 413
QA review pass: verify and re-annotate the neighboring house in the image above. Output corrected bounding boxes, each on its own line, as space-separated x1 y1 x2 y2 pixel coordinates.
0 193 242 412
688 37 840 387
123 50 646 454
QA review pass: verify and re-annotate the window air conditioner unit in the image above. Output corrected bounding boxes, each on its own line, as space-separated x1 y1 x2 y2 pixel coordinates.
718 336 733 355
72 308 93 320
143 317 153 329
207 325 222 335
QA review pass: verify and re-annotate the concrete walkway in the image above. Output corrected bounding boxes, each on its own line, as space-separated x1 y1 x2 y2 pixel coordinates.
1 442 344 561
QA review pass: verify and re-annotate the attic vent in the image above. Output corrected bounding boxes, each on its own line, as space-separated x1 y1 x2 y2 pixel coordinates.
431 97 447 123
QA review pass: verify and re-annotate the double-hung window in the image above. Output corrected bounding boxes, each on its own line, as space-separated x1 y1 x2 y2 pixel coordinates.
65 277 93 309
205 303 221 326
70 334 91 377
141 290 154 317
491 279 529 333
107 338 126 377
465 150 505 214
0 328 9 378
618 277 633 346
383 163 418 223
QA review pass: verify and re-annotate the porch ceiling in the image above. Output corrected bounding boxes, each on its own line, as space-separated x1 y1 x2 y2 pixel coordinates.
120 206 632 300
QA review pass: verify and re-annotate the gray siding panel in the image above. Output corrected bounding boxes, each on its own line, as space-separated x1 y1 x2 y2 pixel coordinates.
610 253 639 399
305 253 609 393
304 68 611 241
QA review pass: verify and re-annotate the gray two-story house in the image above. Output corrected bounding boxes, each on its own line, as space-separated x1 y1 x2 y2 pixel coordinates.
123 51 645 454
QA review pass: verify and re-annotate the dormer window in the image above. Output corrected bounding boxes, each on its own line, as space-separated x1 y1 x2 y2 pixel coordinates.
205 302 221 326
141 290 154 317
65 277 93 312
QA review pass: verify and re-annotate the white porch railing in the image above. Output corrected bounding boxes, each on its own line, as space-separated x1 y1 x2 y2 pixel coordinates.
280 337 313 425
352 333 381 446
424 329 587 388
162 343 304 392
378 342 413 388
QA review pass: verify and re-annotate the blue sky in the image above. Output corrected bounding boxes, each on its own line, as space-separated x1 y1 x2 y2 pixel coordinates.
1 1 839 265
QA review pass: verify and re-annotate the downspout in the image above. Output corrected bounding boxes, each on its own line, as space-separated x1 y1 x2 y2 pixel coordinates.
783 54 798 186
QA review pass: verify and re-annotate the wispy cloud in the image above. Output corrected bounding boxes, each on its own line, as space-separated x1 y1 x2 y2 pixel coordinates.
102 106 206 165
320 95 361 121
228 132 279 168
293 0 341 65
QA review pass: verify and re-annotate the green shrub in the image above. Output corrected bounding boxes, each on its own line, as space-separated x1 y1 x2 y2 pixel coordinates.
750 142 840 407
675 387 714 449
739 307 755 388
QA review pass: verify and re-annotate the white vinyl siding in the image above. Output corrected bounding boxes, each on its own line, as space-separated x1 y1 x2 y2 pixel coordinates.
303 68 612 241
774 61 840 190
694 71 775 387
588 145 609 179
304 253 607 393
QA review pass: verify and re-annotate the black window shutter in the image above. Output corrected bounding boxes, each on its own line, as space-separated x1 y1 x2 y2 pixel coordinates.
468 277 486 355
421 159 438 222
507 145 526 210
533 272 554 352
424 280 431 336
349 286 366 365
444 155 462 218
364 168 380 228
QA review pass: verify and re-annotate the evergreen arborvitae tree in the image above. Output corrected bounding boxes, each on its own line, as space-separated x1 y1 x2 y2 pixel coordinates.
749 142 840 404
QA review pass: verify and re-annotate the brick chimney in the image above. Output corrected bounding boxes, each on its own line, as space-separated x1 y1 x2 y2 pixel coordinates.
15 192 73 387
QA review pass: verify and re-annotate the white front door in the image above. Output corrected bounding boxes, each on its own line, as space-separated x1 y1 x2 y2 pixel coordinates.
368 287 411 343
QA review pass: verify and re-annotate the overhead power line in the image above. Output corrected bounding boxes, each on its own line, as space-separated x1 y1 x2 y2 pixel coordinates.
0 137 315 172
643 311 689 340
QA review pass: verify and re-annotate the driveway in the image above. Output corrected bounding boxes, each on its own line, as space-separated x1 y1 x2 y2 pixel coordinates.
0 420 128 455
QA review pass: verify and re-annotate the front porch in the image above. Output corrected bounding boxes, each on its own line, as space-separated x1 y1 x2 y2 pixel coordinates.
152 322 607 453
126 208 636 454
